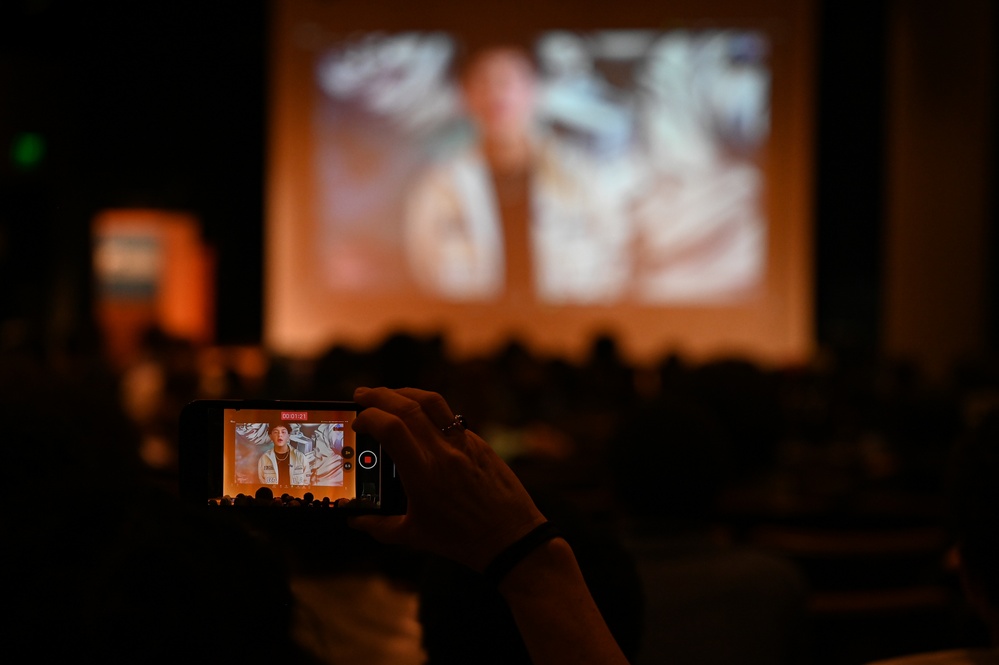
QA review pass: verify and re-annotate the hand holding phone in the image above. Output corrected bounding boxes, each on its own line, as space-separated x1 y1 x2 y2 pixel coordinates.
348 387 547 573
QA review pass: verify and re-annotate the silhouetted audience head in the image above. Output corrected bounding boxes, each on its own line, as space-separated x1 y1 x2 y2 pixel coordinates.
610 395 732 528
3 362 318 663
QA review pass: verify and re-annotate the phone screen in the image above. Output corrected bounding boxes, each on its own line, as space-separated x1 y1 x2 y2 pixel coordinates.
222 406 380 504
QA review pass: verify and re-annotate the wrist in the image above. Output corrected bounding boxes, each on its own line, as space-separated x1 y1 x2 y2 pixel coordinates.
481 521 563 586
496 536 576 598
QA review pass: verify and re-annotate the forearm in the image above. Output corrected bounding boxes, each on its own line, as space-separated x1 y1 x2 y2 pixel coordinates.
498 538 631 665
349 387 632 663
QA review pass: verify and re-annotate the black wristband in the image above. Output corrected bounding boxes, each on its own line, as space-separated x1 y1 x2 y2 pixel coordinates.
481 521 563 586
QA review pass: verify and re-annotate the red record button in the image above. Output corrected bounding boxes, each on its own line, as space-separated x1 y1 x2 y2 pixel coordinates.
358 450 377 470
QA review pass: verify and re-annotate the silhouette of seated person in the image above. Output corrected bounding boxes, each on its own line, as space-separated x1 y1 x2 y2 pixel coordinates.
3 364 319 664
867 408 999 664
610 390 809 665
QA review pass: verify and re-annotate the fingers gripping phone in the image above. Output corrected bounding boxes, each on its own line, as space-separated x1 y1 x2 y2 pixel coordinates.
179 399 405 514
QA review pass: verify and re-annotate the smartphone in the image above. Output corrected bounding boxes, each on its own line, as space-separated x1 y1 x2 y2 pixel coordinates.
179 399 406 514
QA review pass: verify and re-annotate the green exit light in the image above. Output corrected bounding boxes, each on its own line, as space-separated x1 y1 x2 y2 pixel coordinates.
11 132 46 170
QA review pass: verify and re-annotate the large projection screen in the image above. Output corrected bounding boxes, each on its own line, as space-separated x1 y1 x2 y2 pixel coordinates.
266 0 815 365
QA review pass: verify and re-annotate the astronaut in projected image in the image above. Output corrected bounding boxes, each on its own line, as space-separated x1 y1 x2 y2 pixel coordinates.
311 423 345 486
630 32 770 302
403 45 635 305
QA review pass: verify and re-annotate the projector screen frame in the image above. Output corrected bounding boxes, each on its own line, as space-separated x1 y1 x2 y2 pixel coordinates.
265 0 816 366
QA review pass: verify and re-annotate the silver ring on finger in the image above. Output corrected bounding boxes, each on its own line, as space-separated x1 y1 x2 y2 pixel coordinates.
441 414 467 436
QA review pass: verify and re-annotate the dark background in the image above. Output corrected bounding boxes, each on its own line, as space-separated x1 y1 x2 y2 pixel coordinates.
0 0 992 357
3 6 997 663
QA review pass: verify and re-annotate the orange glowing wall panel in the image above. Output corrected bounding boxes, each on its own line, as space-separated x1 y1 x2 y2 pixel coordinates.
93 209 214 364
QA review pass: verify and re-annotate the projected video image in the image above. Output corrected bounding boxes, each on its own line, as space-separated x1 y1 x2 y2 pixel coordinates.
223 408 362 502
314 30 769 304
234 421 345 486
